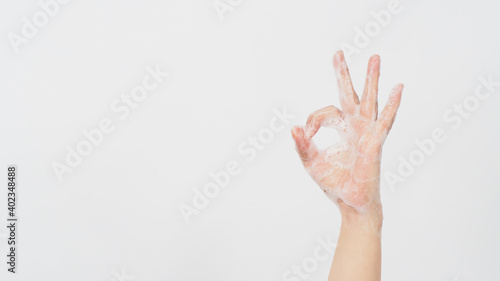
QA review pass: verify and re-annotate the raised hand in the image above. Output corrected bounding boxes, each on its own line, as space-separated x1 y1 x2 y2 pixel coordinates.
291 50 403 216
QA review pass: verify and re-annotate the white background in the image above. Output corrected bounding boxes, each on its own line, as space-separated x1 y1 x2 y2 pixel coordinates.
0 0 499 280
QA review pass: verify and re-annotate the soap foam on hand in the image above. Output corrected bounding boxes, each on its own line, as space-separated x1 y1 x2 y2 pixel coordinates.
292 50 403 214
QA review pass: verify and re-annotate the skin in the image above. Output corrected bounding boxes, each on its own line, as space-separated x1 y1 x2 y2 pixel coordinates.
291 50 403 281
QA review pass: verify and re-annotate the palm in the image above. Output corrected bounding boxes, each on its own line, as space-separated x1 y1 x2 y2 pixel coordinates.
292 51 403 212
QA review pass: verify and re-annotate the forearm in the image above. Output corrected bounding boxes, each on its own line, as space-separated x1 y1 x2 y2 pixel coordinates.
328 202 383 281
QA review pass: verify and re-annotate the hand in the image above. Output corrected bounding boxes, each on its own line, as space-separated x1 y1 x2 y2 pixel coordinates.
291 51 403 218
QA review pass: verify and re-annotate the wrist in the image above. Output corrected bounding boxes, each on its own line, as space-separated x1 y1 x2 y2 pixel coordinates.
339 201 383 233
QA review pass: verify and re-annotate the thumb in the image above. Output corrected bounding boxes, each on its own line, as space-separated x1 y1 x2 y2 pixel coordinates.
291 125 318 166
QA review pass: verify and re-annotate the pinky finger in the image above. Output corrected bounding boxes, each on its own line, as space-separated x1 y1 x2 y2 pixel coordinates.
375 84 404 138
